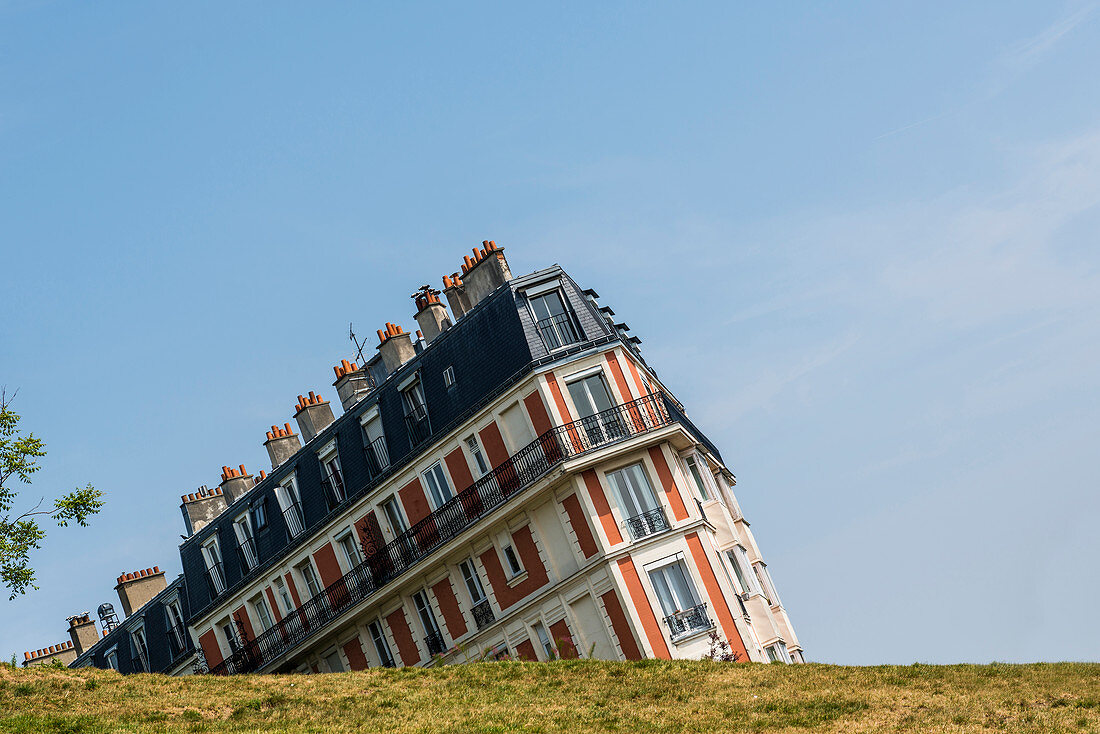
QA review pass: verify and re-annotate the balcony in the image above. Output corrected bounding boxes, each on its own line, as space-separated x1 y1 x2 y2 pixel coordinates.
236 538 259 575
535 312 582 351
471 599 495 630
362 436 390 479
321 472 346 509
207 393 671 675
404 405 431 447
624 507 670 540
424 630 447 657
282 502 305 538
205 562 226 600
663 602 713 640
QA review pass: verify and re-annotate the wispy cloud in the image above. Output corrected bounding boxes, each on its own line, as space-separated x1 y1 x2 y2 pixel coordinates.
1001 2 1097 71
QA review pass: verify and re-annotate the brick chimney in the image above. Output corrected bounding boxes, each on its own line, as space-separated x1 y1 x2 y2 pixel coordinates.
332 359 374 411
294 391 335 442
181 485 226 535
115 566 167 618
442 273 472 320
218 464 255 504
459 240 512 307
67 612 99 655
376 323 415 374
264 422 302 468
412 285 452 343
22 640 76 668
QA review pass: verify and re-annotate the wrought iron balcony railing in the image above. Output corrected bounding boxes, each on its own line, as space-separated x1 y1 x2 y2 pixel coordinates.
663 602 713 640
535 312 582 351
362 436 390 479
624 506 670 540
282 502 305 538
424 630 447 657
471 599 495 630
236 537 259 575
207 393 670 675
404 406 432 447
321 472 346 509
205 562 226 600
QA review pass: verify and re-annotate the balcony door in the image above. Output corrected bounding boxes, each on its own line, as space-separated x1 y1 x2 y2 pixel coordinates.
647 560 700 617
606 463 660 520
566 372 620 444
530 289 579 350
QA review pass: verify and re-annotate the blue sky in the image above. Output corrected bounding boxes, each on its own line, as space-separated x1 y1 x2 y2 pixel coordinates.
2 2 1098 664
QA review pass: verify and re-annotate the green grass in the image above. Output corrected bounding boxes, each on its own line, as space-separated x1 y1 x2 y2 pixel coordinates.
2 660 1099 733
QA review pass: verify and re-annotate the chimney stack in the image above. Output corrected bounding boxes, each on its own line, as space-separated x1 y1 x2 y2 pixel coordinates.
67 612 99 655
332 359 374 411
293 392 335 442
21 640 76 668
218 464 255 504
114 566 167 618
412 286 452 343
376 323 416 374
181 485 226 535
458 240 512 308
264 422 302 468
442 273 472 320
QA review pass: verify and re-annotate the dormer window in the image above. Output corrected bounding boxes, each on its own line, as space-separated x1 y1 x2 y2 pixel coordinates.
233 513 258 573
320 445 346 508
527 284 581 350
401 377 431 446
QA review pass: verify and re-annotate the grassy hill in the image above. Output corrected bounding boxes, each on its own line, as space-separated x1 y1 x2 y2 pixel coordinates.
2 660 1098 733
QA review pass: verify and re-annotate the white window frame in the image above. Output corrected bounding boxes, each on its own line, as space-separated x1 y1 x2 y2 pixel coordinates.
646 557 702 617
501 543 524 578
274 577 295 615
381 496 408 537
201 537 226 594
412 590 442 638
233 512 258 571
165 598 186 653
459 559 486 605
368 619 395 667
297 559 323 599
443 365 456 388
252 595 275 633
131 625 149 672
532 621 554 660
605 462 661 520
727 546 763 597
276 477 305 538
320 447 346 504
337 529 362 571
422 461 453 509
681 453 712 502
465 435 490 478
105 647 119 671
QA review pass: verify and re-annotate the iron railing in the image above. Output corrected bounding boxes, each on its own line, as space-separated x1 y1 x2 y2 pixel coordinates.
363 436 390 478
663 602 712 639
236 537 259 575
624 506 670 540
471 599 495 630
405 405 431 447
207 393 670 675
167 623 188 659
282 501 306 538
424 630 447 657
321 472 346 509
535 312 581 351
205 562 226 600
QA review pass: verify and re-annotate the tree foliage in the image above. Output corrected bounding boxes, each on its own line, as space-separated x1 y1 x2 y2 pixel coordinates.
0 388 104 599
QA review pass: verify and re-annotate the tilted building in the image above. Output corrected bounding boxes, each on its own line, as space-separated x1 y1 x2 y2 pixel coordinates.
25 243 801 672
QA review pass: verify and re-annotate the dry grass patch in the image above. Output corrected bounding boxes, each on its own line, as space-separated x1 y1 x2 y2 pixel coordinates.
1 660 1098 732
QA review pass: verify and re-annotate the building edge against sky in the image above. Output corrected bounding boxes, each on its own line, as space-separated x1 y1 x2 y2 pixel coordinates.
21 242 802 672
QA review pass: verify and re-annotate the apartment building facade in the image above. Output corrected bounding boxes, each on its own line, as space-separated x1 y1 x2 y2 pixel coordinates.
26 242 801 672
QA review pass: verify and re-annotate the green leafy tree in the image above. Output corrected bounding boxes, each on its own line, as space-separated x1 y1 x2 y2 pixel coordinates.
0 388 104 599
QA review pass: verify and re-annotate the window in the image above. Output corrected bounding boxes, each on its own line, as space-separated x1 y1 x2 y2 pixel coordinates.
414 590 445 656
105 649 119 671
233 513 258 573
727 547 762 597
443 365 456 388
132 626 149 672
276 479 305 538
754 563 781 607
252 498 269 531
322 452 346 506
337 531 362 570
166 600 186 656
201 537 225 596
297 561 322 599
422 462 453 508
323 649 345 673
565 371 623 443
606 463 667 538
533 622 554 659
274 578 295 615
682 454 711 501
647 559 702 617
252 595 274 633
221 619 241 653
502 544 523 577
465 435 489 477
361 414 390 477
459 559 486 605
381 497 408 537
402 379 430 445
368 620 395 668
529 288 580 349
765 642 791 663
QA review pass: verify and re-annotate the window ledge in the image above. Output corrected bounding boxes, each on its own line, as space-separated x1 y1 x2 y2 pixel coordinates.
505 570 529 588
669 625 715 645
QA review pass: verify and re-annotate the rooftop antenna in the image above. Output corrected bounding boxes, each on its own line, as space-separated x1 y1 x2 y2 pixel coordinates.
349 322 368 365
